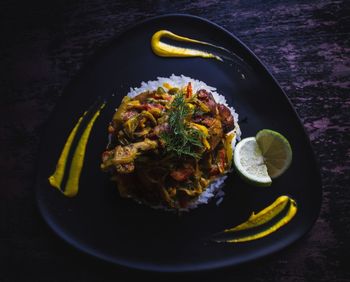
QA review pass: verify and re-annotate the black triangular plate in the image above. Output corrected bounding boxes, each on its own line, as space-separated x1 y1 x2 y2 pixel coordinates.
36 14 322 272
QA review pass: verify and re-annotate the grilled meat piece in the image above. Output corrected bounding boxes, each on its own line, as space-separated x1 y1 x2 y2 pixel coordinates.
170 164 195 182
218 104 235 132
199 116 223 150
197 89 217 115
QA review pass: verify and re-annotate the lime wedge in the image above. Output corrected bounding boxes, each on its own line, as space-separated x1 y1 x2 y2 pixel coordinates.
256 129 292 179
234 130 292 186
234 137 272 187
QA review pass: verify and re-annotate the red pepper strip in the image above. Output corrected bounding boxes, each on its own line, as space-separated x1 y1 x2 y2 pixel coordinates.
102 151 111 162
145 103 165 110
218 149 226 172
170 167 194 182
186 82 192 98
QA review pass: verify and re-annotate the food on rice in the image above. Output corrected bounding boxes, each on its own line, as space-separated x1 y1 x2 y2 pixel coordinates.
101 75 240 211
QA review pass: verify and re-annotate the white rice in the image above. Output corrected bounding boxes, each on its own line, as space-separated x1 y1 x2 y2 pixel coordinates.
125 74 241 212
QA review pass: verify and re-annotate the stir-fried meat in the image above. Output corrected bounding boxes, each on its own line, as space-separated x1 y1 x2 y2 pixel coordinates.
218 104 235 132
122 110 138 121
113 145 137 164
208 118 223 149
102 84 238 209
197 89 217 115
115 162 135 174
153 122 170 136
134 91 156 102
196 116 223 149
196 90 234 132
170 164 195 182
133 138 158 151
101 139 158 174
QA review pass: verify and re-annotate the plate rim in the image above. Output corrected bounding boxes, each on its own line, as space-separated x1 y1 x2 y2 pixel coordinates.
36 13 323 273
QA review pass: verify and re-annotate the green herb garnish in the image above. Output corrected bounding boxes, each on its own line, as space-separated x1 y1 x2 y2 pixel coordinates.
161 93 204 159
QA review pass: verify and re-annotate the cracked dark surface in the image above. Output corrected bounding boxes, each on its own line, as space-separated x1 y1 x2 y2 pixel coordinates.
1 0 349 281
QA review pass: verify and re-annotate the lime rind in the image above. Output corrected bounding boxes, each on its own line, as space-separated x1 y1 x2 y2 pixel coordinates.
233 129 292 186
256 129 292 179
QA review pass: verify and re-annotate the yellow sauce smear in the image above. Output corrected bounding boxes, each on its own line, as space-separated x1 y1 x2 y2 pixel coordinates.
218 196 297 243
225 195 290 232
48 112 87 190
151 30 227 61
48 103 105 197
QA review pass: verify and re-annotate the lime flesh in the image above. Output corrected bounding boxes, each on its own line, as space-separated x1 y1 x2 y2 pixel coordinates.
234 130 292 186
234 137 272 186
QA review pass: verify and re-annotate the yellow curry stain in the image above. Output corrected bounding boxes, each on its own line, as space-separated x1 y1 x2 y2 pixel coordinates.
217 196 297 243
225 195 290 232
151 30 229 61
48 112 87 190
48 103 105 197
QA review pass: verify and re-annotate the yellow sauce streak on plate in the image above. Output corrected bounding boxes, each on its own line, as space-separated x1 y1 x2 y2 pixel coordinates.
226 198 297 243
63 103 105 197
151 30 227 61
48 112 87 190
225 195 290 232
48 103 105 197
216 196 297 243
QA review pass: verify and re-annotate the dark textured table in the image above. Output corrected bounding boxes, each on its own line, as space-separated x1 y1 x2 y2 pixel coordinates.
1 1 349 281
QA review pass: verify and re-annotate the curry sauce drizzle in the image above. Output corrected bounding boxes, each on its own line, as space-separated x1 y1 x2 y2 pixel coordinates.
224 195 290 232
48 112 87 190
151 30 231 61
216 196 297 243
48 103 105 197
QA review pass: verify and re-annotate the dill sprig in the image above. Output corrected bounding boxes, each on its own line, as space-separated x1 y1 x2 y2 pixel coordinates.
161 93 204 159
